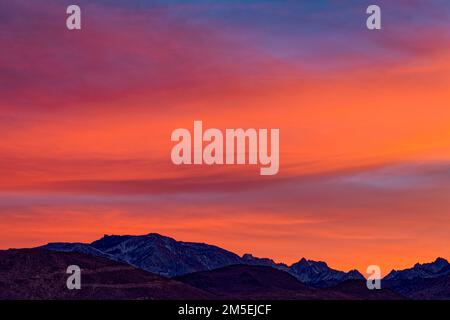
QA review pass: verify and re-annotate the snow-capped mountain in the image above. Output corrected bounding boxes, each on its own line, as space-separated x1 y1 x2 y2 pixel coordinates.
0 248 402 300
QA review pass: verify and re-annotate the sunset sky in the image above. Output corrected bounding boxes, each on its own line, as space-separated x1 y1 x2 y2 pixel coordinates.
0 0 449 274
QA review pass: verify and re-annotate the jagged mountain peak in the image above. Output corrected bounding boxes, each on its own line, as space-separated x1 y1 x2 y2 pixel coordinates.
242 253 275 263
347 269 363 277
288 257 364 287
382 257 450 299
292 258 329 269
384 257 450 281
413 257 449 269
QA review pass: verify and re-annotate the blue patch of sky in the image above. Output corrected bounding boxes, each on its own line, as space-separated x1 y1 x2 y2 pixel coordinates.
78 1 450 71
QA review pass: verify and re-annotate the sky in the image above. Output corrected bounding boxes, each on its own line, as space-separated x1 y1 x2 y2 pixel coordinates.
0 0 449 274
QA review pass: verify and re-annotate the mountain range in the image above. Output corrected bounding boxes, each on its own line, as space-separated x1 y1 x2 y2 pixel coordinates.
0 248 210 299
175 264 402 300
1 232 445 299
0 248 401 300
42 233 364 287
383 257 450 299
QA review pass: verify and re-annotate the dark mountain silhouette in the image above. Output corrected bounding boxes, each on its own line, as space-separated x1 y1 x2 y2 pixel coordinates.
383 273 450 300
384 257 450 281
0 248 404 300
289 258 364 287
42 233 364 287
241 253 364 287
0 248 211 300
175 265 403 300
383 257 450 299
324 280 404 300
175 264 316 299
42 242 121 261
39 232 449 299
44 233 242 277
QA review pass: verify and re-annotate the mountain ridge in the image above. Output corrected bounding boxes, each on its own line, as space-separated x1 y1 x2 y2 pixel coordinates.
0 248 212 299
41 232 364 287
0 248 404 300
40 232 448 294
382 257 450 299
